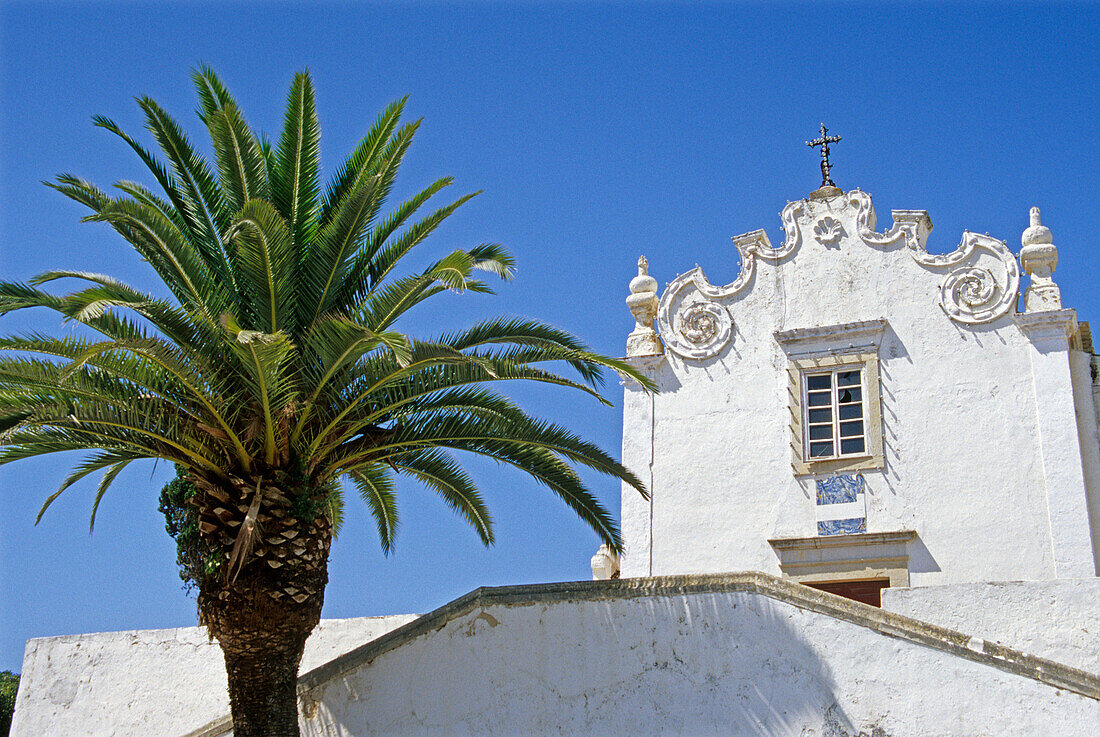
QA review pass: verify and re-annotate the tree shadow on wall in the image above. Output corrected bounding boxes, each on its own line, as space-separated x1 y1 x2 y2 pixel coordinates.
302 585 902 737
584 590 894 737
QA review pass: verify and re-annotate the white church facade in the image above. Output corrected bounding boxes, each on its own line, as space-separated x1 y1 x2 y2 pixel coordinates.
615 184 1100 593
11 184 1100 736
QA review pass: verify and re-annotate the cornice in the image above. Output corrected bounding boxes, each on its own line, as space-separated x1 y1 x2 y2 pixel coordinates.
774 318 888 352
1014 308 1078 339
768 530 916 551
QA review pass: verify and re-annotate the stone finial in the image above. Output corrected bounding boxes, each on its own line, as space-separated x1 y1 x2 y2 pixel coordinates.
626 255 663 357
1022 207 1053 246
1020 207 1061 313
590 544 620 580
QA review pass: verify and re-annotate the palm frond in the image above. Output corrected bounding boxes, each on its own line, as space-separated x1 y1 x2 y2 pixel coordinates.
271 71 321 250
225 199 297 333
348 466 398 554
133 98 230 242
191 63 234 124
88 458 134 531
47 173 111 211
84 196 220 313
335 182 474 306
390 448 493 545
206 101 270 215
223 327 296 465
34 450 138 524
321 96 406 224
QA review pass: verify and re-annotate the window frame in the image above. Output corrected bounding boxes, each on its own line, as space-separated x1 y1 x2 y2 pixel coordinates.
802 365 868 461
775 319 887 477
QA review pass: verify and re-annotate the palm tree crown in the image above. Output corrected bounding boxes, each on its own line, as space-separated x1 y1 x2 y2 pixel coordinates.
0 67 651 736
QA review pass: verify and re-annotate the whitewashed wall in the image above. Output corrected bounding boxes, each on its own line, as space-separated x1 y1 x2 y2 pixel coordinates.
882 578 1100 673
621 189 1100 582
301 581 1099 737
9 614 417 737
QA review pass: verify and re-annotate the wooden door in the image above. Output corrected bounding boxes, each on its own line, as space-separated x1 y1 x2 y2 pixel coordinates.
804 578 890 607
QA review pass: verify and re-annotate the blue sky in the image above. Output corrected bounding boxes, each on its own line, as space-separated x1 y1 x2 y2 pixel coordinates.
2 1 1099 672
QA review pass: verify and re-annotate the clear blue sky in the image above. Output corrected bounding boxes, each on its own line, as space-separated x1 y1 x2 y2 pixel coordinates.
2 1 1098 672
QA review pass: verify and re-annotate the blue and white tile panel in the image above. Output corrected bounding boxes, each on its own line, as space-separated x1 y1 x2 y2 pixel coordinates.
816 474 866 536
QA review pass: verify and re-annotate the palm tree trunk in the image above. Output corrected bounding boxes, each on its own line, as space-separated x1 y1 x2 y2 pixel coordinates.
222 634 306 737
191 476 333 736
201 580 324 737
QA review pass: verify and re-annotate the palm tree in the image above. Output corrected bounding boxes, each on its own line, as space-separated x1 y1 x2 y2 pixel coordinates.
0 68 651 737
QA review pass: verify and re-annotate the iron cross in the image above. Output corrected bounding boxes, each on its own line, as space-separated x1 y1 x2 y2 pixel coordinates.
806 123 842 188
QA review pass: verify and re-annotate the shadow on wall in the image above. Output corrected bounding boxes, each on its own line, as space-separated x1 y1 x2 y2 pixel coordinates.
306 589 896 736
589 593 890 737
907 535 941 575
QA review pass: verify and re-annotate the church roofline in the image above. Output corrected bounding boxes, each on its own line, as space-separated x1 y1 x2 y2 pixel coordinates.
654 189 1023 360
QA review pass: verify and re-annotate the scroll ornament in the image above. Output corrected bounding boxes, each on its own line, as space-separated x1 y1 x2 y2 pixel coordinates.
671 301 733 359
658 191 1021 360
847 190 1020 324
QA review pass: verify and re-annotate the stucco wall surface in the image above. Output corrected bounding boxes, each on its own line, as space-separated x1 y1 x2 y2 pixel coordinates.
882 579 1100 674
621 190 1099 582
301 587 1099 736
9 614 417 737
1069 349 1100 568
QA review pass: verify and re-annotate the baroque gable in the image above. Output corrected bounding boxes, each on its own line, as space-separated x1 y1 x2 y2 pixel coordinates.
656 189 1021 360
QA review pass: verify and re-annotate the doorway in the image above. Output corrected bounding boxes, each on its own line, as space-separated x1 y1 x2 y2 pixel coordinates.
804 578 890 607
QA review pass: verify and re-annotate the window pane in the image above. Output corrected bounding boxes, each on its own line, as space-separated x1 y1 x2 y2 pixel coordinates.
838 387 862 404
807 374 831 390
808 408 832 423
809 441 834 457
839 420 864 437
837 370 860 387
841 437 865 455
809 425 833 440
808 391 831 407
839 404 862 420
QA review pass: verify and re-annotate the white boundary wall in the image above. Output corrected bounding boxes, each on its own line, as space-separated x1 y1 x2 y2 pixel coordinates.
10 614 417 737
302 586 1099 737
882 579 1100 674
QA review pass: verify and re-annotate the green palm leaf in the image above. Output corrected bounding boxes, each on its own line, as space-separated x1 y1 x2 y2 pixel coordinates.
348 466 398 554
271 71 321 250
226 199 297 332
206 102 270 215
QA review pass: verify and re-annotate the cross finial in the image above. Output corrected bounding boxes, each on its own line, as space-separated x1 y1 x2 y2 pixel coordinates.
806 123 842 188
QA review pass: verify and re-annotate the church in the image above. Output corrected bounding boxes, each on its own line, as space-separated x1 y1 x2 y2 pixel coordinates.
11 162 1100 734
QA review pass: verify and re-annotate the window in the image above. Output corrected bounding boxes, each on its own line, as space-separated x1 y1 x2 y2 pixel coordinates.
804 368 866 459
774 319 887 476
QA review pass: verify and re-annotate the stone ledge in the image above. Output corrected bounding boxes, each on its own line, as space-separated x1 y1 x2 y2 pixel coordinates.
298 571 1099 700
1015 308 1078 337
181 716 232 737
774 318 888 352
769 530 916 551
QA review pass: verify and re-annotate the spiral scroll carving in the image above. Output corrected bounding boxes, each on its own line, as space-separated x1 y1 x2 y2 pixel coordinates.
665 301 733 359
655 190 1020 363
941 267 1002 323
849 190 1020 325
